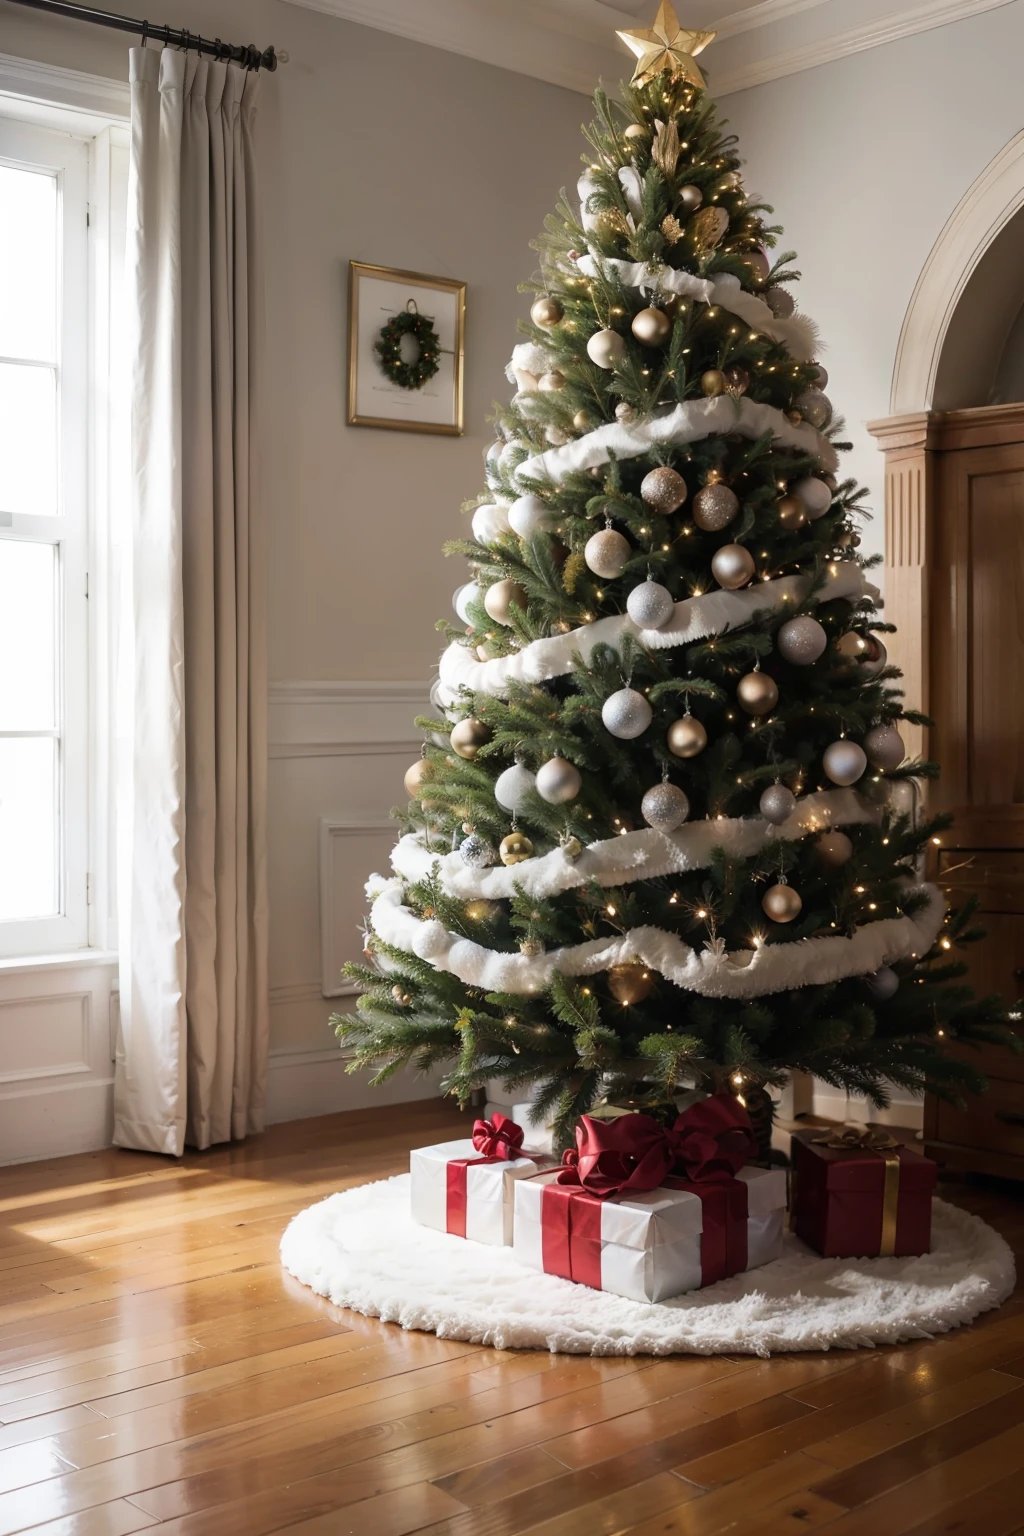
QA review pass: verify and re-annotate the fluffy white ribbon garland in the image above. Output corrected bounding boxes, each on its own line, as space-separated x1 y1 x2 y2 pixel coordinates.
437 559 873 705
515 393 838 492
391 789 876 902
367 875 945 1000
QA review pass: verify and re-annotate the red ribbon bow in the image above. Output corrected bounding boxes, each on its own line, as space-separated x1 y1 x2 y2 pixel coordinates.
471 1112 524 1161
557 1095 756 1200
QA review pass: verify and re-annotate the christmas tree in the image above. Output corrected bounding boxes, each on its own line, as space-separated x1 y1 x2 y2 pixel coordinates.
338 5 1015 1143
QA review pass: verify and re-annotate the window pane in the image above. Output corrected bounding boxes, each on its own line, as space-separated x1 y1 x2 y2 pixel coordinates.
0 164 58 363
0 542 56 730
0 362 57 516
0 736 57 920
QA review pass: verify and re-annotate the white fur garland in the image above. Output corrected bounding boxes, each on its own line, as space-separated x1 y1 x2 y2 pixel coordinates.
391 789 876 902
367 876 945 1000
437 559 873 705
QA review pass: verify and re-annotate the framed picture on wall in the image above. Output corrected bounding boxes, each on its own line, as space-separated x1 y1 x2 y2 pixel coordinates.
348 261 466 435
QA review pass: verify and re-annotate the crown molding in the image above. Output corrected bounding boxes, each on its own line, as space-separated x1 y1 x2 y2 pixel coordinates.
712 0 831 43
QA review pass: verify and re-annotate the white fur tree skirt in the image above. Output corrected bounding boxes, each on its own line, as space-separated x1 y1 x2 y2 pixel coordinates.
280 1174 1016 1358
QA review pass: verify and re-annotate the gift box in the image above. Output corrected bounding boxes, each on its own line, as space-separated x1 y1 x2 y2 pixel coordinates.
512 1097 786 1302
790 1126 936 1259
410 1114 543 1246
483 1097 556 1156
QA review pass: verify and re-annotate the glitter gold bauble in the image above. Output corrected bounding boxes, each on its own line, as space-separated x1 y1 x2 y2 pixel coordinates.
667 714 707 758
693 482 739 531
701 368 726 397
640 466 688 514
404 758 431 798
835 630 870 662
762 882 802 923
711 543 755 590
678 183 703 213
465 898 501 923
539 370 566 392
777 494 808 531
450 717 492 760
499 831 535 866
607 963 654 1005
587 328 627 370
484 578 528 625
815 830 853 866
737 671 779 716
531 295 563 329
585 528 631 578
631 306 673 347
823 739 868 786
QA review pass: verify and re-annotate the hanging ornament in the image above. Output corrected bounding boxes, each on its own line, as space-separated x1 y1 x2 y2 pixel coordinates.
724 365 750 397
691 205 730 253
519 936 545 958
623 123 647 143
701 369 726 397
453 582 481 625
765 287 795 319
508 494 555 538
495 762 537 811
777 615 827 665
641 781 690 831
450 718 492 760
865 966 899 1000
465 898 501 923
711 543 755 590
661 213 685 246
602 687 652 739
627 579 675 629
404 758 431 799
632 307 673 347
585 527 631 578
539 370 566 392
531 295 563 329
815 830 853 866
762 881 802 923
667 713 707 758
795 389 832 429
860 637 888 678
776 495 808 531
743 248 771 286
607 963 654 1005
823 739 868 786
499 831 535 865
640 466 688 514
835 630 870 663
574 408 599 432
737 670 779 716
392 984 412 1007
812 364 829 390
678 184 703 213
693 475 739 532
792 476 833 519
759 783 796 825
560 830 583 861
587 329 627 369
459 833 497 869
484 578 528 625
536 756 582 804
615 401 638 424
864 723 906 770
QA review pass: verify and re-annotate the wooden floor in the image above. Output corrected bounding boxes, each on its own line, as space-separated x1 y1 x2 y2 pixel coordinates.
0 1102 1023 1536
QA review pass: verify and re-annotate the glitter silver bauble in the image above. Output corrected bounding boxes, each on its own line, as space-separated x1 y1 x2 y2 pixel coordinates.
759 784 796 825
508 494 555 538
765 286 795 319
859 638 888 678
602 687 653 739
641 782 690 831
711 544 755 590
454 582 480 624
459 833 496 869
484 578 528 625
587 328 627 369
640 466 688 514
737 671 779 716
678 184 703 212
693 482 739 532
667 715 707 758
865 966 899 1001
472 502 512 544
494 762 537 812
777 615 827 666
792 476 833 519
631 307 673 347
823 739 868 786
816 830 853 866
864 724 906 771
585 528 631 578
795 390 832 429
762 883 802 923
535 756 582 805
626 579 675 629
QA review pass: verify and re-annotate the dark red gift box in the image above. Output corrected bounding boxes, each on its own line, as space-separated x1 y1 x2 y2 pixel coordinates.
790 1127 937 1259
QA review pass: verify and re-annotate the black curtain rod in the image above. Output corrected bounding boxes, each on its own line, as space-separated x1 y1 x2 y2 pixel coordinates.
5 0 281 69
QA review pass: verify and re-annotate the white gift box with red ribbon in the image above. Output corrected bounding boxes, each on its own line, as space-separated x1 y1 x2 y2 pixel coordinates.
410 1130 544 1246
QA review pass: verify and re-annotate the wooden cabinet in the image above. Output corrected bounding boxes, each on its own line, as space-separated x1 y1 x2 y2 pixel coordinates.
869 405 1024 1178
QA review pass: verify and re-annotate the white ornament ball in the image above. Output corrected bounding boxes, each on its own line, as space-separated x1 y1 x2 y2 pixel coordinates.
795 390 832 429
494 762 537 812
759 784 796 825
459 834 496 869
792 476 833 519
777 615 827 666
454 582 480 624
711 544 755 590
508 494 555 539
585 528 631 578
587 328 627 370
864 724 906 771
626 580 675 630
865 966 899 1001
641 782 690 831
602 687 652 739
472 502 512 545
536 757 582 805
823 739 868 786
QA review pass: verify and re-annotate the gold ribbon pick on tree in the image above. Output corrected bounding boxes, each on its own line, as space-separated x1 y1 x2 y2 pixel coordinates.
813 1125 902 1257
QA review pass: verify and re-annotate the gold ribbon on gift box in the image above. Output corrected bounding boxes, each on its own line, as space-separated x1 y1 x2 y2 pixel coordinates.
813 1125 902 1258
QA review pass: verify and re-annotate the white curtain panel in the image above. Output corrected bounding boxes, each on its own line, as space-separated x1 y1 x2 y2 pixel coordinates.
115 46 269 1155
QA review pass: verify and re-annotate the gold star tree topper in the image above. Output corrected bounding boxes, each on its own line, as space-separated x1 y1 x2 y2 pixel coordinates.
616 1 715 89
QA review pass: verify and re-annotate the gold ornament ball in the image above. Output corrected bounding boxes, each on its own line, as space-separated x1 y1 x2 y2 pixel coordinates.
711 543 755 590
816 830 854 867
737 671 779 716
835 630 870 662
631 306 673 347
449 717 492 760
724 364 750 397
573 408 598 431
539 370 566 393
762 883 803 923
499 831 534 866
484 578 528 625
607 963 654 1006
701 369 726 397
392 984 412 1007
623 123 646 142
640 466 688 514
693 482 740 532
678 183 703 212
667 714 708 758
404 758 431 799
777 495 808 531
465 898 501 923
531 295 563 329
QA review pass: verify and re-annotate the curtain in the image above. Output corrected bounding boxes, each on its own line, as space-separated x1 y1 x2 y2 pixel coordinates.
115 46 269 1156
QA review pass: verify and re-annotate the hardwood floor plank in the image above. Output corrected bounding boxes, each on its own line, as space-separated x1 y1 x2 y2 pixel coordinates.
897 1464 1024 1536
250 1481 467 1536
18 1499 160 1535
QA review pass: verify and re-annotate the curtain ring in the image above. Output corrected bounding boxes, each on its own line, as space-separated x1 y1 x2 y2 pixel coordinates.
140 18 148 47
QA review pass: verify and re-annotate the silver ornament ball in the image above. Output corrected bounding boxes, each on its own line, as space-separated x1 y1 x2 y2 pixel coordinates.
678 184 703 212
535 756 582 805
864 724 906 771
494 762 537 812
602 687 653 739
587 328 627 370
795 390 832 429
777 615 828 666
737 671 779 716
823 739 868 786
792 476 833 519
759 784 796 826
585 528 632 578
626 579 675 630
711 544 755 590
693 482 739 532
865 966 899 1001
641 782 690 831
459 834 496 869
640 466 688 514
812 364 829 390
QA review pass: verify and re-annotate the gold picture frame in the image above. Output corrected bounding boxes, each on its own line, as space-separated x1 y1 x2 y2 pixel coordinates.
347 261 466 435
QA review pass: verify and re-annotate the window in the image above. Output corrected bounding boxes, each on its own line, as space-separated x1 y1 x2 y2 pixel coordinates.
0 117 93 956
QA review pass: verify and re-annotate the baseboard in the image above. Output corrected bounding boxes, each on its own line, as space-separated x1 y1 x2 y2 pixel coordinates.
264 1047 445 1125
0 1076 114 1165
812 1086 925 1131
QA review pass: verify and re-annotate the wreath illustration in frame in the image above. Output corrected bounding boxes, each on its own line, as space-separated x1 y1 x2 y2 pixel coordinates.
348 261 466 435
